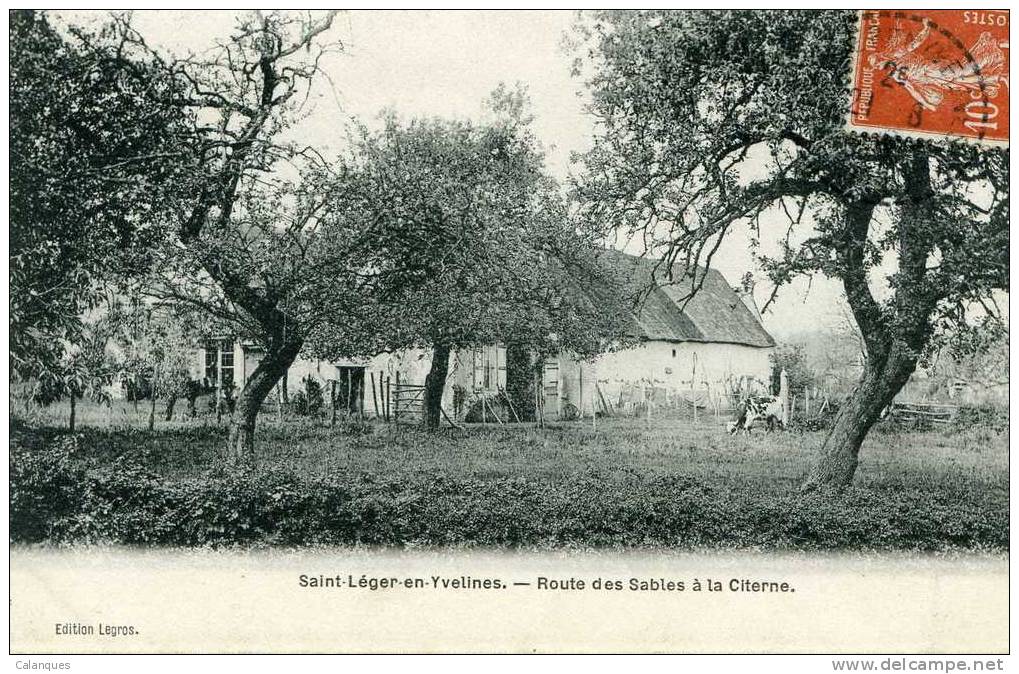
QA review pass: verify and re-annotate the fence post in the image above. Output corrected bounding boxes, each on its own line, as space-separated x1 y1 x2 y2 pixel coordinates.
387 376 392 423
331 380 337 427
535 370 545 429
394 372 401 421
370 371 379 419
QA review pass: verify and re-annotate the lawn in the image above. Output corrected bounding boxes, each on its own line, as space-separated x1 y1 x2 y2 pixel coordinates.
9 400 1009 551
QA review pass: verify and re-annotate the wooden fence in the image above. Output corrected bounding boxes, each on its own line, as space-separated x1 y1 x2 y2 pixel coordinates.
886 401 959 425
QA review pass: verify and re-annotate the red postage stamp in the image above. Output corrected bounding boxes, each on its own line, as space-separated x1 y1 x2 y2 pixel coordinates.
847 10 1009 146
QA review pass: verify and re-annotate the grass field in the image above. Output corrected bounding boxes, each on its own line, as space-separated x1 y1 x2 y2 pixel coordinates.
9 399 1009 551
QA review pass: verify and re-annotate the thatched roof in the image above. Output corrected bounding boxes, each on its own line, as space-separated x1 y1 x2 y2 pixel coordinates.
595 249 776 349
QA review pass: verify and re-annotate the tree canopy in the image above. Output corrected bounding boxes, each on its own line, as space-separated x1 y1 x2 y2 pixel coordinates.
10 10 191 379
307 103 631 428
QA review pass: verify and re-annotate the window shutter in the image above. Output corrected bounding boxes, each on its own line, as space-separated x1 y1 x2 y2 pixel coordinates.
473 349 485 390
497 346 507 389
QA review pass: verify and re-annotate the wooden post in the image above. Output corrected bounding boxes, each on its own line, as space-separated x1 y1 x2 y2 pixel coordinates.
484 397 504 424
148 364 158 432
385 375 391 423
394 372 401 421
346 372 352 417
501 387 521 423
535 371 544 429
440 405 463 430
370 371 379 419
331 380 337 427
579 366 584 419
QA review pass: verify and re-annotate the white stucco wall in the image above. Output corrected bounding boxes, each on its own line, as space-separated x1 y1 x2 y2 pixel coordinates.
595 340 772 389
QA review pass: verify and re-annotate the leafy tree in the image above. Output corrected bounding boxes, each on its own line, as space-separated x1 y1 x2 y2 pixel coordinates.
308 102 629 429
572 10 1007 489
87 11 367 457
10 10 190 381
103 294 198 427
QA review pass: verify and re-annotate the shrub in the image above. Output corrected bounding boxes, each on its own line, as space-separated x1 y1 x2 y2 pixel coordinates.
292 375 325 417
9 423 1007 551
953 404 1007 433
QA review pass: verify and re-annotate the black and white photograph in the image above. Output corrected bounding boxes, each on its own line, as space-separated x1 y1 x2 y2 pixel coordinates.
7 8 1010 659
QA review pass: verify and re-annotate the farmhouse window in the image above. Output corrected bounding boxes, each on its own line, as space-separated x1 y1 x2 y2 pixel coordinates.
204 347 218 387
472 345 505 391
204 339 235 391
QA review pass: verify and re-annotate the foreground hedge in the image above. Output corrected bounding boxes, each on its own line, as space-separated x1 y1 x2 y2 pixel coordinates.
10 429 1007 551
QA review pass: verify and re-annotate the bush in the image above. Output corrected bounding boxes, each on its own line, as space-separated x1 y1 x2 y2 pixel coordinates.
292 375 324 417
953 404 1007 433
9 423 1007 551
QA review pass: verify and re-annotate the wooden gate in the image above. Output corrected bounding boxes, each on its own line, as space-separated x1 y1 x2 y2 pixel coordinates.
393 381 426 421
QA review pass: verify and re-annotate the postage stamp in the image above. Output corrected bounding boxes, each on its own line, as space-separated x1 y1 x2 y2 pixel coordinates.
847 10 1009 146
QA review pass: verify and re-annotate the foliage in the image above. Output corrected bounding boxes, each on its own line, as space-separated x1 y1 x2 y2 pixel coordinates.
103 294 199 403
307 97 631 364
291 376 325 417
504 343 538 421
10 11 190 380
951 404 1008 434
769 344 815 398
9 416 1006 550
9 425 1004 551
573 11 1006 329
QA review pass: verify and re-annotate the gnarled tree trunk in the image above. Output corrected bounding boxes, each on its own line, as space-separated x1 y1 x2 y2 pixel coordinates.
802 151 936 491
801 341 917 490
227 338 303 461
422 342 452 430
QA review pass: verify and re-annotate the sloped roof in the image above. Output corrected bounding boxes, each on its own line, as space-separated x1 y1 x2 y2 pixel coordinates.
594 248 776 348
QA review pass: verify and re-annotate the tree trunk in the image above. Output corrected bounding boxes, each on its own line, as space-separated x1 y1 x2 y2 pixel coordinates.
422 342 452 430
68 390 76 432
802 342 918 491
164 395 177 421
227 339 303 461
148 395 156 432
803 156 936 491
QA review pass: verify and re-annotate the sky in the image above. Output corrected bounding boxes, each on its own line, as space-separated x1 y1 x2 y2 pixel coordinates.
56 9 852 339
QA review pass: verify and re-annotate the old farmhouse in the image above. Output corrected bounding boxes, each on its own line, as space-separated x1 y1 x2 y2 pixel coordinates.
190 250 776 421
